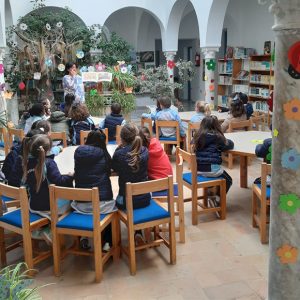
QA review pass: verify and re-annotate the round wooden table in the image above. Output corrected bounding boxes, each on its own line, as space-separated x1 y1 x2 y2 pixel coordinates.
224 131 272 188
179 111 229 122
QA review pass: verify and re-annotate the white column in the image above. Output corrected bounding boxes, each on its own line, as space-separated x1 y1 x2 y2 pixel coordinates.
0 47 7 113
265 1 300 299
201 47 219 108
164 51 177 84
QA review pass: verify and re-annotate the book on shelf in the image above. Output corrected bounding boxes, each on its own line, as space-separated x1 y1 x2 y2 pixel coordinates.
250 74 271 84
253 101 269 112
249 87 270 98
218 75 232 85
250 61 271 71
218 60 233 74
233 84 249 94
218 95 229 107
235 70 249 81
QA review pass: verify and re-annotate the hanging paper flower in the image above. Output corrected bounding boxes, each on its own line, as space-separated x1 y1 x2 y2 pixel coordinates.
121 66 128 74
88 66 95 72
266 145 272 162
33 72 41 80
56 22 63 28
283 98 300 120
281 148 300 170
206 59 216 71
90 89 97 96
273 129 279 138
18 82 25 90
95 63 106 72
277 244 298 264
45 58 52 67
141 74 146 81
76 50 84 59
45 23 51 31
80 66 88 73
57 64 65 72
114 65 120 72
0 64 4 74
209 84 215 92
167 60 176 70
4 91 13 99
117 61 125 66
127 64 132 73
19 23 28 31
279 194 300 215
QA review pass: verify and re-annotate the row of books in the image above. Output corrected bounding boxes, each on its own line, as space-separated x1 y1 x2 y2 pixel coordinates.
218 60 233 74
233 84 249 94
250 74 271 85
234 70 249 81
250 61 272 71
219 75 232 85
249 87 270 98
226 47 257 59
253 101 269 112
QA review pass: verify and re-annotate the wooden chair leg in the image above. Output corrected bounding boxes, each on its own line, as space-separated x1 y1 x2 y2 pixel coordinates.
203 188 208 208
228 153 233 169
0 227 7 267
260 203 267 244
52 230 61 277
112 215 120 262
252 193 258 228
23 231 34 272
169 220 176 265
128 227 136 276
93 230 103 283
220 181 227 220
177 196 185 244
191 186 198 226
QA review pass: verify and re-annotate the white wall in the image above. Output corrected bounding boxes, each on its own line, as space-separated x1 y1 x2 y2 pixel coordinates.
224 0 275 54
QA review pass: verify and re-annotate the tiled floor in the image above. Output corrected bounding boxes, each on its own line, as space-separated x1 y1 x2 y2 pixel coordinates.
6 155 269 300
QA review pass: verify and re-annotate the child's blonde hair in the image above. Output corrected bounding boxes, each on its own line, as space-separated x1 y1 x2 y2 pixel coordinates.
195 101 211 116
205 103 211 116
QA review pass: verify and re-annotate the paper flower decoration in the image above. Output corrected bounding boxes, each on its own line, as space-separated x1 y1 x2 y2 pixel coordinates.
141 74 146 81
266 145 272 162
58 64 65 72
121 66 128 74
90 89 97 96
283 98 300 120
167 60 176 69
76 50 84 59
206 59 216 71
80 66 88 73
127 64 132 73
4 91 13 99
0 64 4 74
273 129 279 137
19 23 28 31
277 244 298 264
96 63 106 72
88 66 95 72
33 72 41 80
209 84 215 92
45 58 52 67
18 82 25 90
56 22 63 28
45 23 51 31
117 61 125 66
279 194 300 215
281 148 300 170
0 83 5 91
114 65 120 72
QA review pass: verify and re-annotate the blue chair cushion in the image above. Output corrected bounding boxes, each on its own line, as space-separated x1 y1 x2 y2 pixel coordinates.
0 141 5 148
183 172 224 185
1 196 14 202
108 140 117 145
0 209 43 228
152 184 178 197
56 212 106 231
255 184 271 199
159 136 177 142
133 199 170 225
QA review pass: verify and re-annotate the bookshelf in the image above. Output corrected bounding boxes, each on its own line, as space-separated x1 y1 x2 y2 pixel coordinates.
248 55 274 112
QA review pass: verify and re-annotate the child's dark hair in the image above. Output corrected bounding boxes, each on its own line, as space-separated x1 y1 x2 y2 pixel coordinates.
64 93 75 116
65 62 76 75
85 129 112 174
159 96 172 109
29 103 45 117
69 103 90 121
31 120 51 134
120 123 142 172
111 103 121 115
231 92 248 105
193 116 226 151
22 135 52 192
230 97 245 118
139 127 151 148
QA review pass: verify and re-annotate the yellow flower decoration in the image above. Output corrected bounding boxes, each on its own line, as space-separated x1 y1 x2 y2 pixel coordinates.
273 129 279 137
284 98 300 120
277 244 298 264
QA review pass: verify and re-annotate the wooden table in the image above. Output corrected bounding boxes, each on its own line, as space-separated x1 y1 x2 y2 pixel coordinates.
179 111 229 122
55 145 118 174
224 131 271 188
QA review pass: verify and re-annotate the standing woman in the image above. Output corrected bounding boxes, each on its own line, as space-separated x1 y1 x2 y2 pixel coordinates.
63 62 85 103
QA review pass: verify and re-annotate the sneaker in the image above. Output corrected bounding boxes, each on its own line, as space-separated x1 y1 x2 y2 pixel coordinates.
80 237 91 250
40 227 52 245
102 242 110 252
208 196 221 218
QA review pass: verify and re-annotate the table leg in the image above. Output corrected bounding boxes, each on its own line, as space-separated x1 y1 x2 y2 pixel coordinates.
240 156 248 188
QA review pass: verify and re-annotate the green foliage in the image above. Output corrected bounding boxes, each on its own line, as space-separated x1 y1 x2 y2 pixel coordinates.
106 66 136 90
0 262 48 300
85 91 105 116
0 111 8 128
97 32 131 66
112 91 136 114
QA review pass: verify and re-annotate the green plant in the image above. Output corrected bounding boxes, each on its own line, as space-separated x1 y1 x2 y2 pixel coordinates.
107 66 136 90
85 90 106 116
0 262 47 300
0 111 8 128
112 90 136 114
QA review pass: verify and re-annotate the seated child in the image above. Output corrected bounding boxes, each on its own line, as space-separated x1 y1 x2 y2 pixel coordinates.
193 116 234 215
24 103 47 134
99 103 126 141
221 95 247 133
69 103 95 145
41 98 51 119
64 93 75 116
49 110 71 144
142 99 161 134
190 101 211 123
139 127 172 180
239 93 253 120
112 123 151 210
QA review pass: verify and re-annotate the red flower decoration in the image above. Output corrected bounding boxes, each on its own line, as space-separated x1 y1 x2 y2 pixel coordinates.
19 82 26 90
0 64 4 74
167 60 176 69
141 74 146 81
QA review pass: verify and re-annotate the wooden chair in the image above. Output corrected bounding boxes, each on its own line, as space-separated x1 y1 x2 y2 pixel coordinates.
118 176 176 275
80 128 109 145
252 163 271 244
187 122 200 153
0 127 9 156
0 183 51 269
7 128 25 149
176 147 227 225
141 118 153 137
251 113 266 131
115 125 122 145
49 185 120 283
50 131 67 148
223 119 252 169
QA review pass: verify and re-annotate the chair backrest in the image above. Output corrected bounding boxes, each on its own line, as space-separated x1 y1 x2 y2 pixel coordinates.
50 131 67 148
125 176 174 224
141 118 153 137
49 185 100 231
155 120 180 145
260 163 271 201
116 125 122 145
228 119 252 132
7 128 25 149
80 128 109 145
0 127 9 155
251 113 266 131
175 147 197 182
187 122 200 153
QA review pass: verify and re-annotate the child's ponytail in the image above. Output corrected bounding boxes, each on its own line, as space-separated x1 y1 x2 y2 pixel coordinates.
128 135 142 172
35 145 46 192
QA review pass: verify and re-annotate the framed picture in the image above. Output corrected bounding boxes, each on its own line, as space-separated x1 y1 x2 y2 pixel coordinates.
144 62 155 69
139 51 155 62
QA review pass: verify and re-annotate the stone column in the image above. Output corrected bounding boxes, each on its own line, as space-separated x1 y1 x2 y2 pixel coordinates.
0 48 6 113
266 1 300 299
201 47 219 108
164 51 177 84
